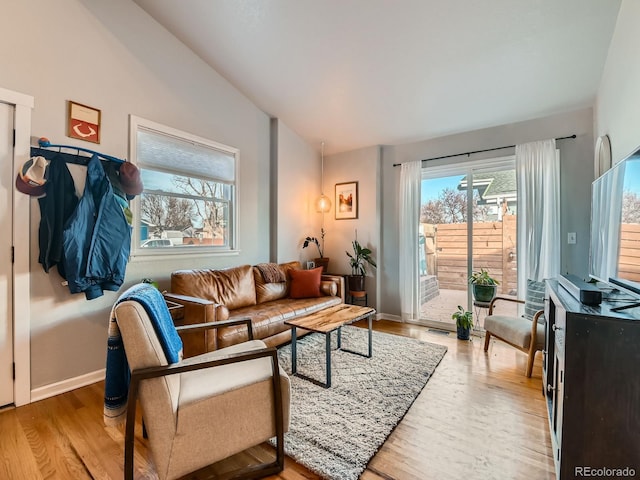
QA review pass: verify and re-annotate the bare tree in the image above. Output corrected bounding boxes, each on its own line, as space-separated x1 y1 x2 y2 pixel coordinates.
421 188 490 224
622 191 640 224
172 177 226 231
141 193 194 234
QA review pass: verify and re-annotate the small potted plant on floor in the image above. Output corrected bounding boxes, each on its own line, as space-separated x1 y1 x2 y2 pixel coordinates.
469 268 499 303
346 236 376 292
303 228 329 272
452 305 473 340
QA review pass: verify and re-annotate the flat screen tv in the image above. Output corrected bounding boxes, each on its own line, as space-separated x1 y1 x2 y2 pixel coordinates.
589 147 640 309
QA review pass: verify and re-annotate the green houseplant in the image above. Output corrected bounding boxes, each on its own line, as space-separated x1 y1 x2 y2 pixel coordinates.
452 305 473 340
468 268 500 303
303 228 329 272
346 238 376 292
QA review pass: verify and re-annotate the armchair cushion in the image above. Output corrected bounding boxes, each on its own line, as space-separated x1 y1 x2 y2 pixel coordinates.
524 279 546 323
289 267 323 298
484 314 545 350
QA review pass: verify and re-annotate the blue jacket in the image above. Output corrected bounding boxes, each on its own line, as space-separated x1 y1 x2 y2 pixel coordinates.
63 155 132 300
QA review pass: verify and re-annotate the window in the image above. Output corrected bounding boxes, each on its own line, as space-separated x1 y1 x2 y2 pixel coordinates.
130 116 238 256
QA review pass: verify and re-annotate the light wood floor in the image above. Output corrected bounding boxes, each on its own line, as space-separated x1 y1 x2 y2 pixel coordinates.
0 320 555 480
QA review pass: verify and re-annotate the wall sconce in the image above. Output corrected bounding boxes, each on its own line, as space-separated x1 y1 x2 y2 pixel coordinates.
315 141 332 213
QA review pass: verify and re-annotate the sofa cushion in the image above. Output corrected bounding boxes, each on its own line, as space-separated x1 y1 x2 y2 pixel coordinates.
289 267 323 298
254 261 300 304
218 296 343 348
171 265 257 310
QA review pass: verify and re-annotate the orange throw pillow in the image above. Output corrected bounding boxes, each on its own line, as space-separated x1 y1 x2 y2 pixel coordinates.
289 267 323 298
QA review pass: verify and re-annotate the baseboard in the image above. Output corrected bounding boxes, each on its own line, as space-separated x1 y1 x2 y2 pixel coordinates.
377 313 402 322
31 368 105 403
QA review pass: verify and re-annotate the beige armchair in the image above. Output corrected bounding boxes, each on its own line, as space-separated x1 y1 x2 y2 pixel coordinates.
483 296 545 377
113 295 290 480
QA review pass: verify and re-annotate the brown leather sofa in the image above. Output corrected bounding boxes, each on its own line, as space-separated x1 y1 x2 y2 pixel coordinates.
164 261 345 357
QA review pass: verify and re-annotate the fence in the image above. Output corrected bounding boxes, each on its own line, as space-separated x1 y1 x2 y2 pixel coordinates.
422 215 518 295
619 223 640 282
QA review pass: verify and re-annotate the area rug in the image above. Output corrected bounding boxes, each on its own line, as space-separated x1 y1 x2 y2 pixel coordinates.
274 327 447 480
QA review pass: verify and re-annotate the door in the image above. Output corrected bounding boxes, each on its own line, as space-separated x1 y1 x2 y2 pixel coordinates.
418 157 519 329
0 102 14 407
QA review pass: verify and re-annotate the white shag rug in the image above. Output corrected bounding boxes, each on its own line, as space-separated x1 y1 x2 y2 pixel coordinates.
274 327 447 480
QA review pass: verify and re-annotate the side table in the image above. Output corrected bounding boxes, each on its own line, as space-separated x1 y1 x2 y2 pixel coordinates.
165 299 185 322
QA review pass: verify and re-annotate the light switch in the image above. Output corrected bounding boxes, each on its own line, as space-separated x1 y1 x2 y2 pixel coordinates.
568 232 576 244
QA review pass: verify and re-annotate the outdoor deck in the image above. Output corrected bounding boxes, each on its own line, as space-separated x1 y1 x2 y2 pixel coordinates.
420 287 519 330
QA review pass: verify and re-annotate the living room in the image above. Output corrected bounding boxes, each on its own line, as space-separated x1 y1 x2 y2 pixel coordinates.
1 0 638 479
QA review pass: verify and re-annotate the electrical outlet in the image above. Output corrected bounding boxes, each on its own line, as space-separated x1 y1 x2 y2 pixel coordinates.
568 232 576 244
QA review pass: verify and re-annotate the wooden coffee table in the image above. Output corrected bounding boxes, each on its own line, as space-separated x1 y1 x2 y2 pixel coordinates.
284 304 376 388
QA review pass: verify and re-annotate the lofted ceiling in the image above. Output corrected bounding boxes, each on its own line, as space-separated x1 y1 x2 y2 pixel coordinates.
133 0 621 155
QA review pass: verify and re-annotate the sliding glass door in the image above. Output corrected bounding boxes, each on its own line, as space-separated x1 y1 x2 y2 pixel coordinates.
417 157 519 330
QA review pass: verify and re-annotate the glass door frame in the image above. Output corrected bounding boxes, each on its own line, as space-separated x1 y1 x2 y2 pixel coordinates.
416 155 516 330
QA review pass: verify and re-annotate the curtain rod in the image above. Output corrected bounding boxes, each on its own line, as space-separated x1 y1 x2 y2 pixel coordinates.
392 134 577 167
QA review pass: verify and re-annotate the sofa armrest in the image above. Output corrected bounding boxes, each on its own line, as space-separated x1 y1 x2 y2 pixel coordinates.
163 292 229 356
176 317 254 340
321 274 345 302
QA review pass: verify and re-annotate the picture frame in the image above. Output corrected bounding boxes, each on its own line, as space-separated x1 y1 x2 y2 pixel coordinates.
335 181 358 220
67 100 101 144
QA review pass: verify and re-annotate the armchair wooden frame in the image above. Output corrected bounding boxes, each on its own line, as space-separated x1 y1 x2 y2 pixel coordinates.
123 317 285 480
483 296 545 377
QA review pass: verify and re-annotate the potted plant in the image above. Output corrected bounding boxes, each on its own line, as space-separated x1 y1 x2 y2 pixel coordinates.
452 305 473 340
303 228 329 272
468 268 500 303
346 238 376 292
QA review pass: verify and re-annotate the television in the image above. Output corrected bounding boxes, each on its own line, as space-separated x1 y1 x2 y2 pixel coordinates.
589 146 640 310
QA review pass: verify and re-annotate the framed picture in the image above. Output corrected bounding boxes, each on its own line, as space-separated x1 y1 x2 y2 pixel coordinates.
335 181 358 220
67 100 101 144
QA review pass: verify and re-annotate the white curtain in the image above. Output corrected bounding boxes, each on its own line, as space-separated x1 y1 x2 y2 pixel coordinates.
589 161 625 282
399 161 421 321
516 139 560 295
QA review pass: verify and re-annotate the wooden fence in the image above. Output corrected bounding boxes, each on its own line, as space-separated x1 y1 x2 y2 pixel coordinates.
619 223 640 282
423 217 640 293
422 215 517 295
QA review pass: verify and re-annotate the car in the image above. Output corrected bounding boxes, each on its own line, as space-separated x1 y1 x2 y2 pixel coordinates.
140 239 173 248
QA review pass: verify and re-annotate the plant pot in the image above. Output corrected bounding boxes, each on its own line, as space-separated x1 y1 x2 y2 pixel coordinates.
347 274 365 292
314 257 329 273
456 326 471 340
472 284 497 303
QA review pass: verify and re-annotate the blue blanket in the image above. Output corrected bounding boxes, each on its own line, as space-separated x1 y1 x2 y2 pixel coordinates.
103 283 183 425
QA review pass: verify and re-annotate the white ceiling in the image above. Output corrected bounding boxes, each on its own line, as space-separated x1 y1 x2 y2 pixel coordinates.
133 0 621 155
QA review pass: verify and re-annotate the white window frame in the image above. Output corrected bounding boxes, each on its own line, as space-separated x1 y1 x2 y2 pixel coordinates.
128 115 239 259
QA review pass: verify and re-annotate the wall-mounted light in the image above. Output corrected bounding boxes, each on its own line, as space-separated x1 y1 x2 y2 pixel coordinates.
315 141 331 213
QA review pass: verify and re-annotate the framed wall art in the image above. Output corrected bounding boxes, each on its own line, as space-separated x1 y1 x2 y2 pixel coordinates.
335 181 358 220
67 100 101 144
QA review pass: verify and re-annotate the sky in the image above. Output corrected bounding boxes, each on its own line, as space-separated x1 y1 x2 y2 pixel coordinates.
421 175 464 203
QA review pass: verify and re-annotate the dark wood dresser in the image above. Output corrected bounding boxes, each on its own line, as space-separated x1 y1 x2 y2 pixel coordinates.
544 280 640 479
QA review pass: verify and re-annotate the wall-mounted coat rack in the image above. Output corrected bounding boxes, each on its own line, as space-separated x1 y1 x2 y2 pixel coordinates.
30 137 125 165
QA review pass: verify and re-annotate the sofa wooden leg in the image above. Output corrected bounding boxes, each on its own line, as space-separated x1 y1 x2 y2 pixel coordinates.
483 332 491 351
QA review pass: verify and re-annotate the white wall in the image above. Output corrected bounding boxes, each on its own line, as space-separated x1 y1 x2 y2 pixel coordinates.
274 120 322 264
596 0 640 163
0 0 276 390
324 146 381 308
380 109 594 317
